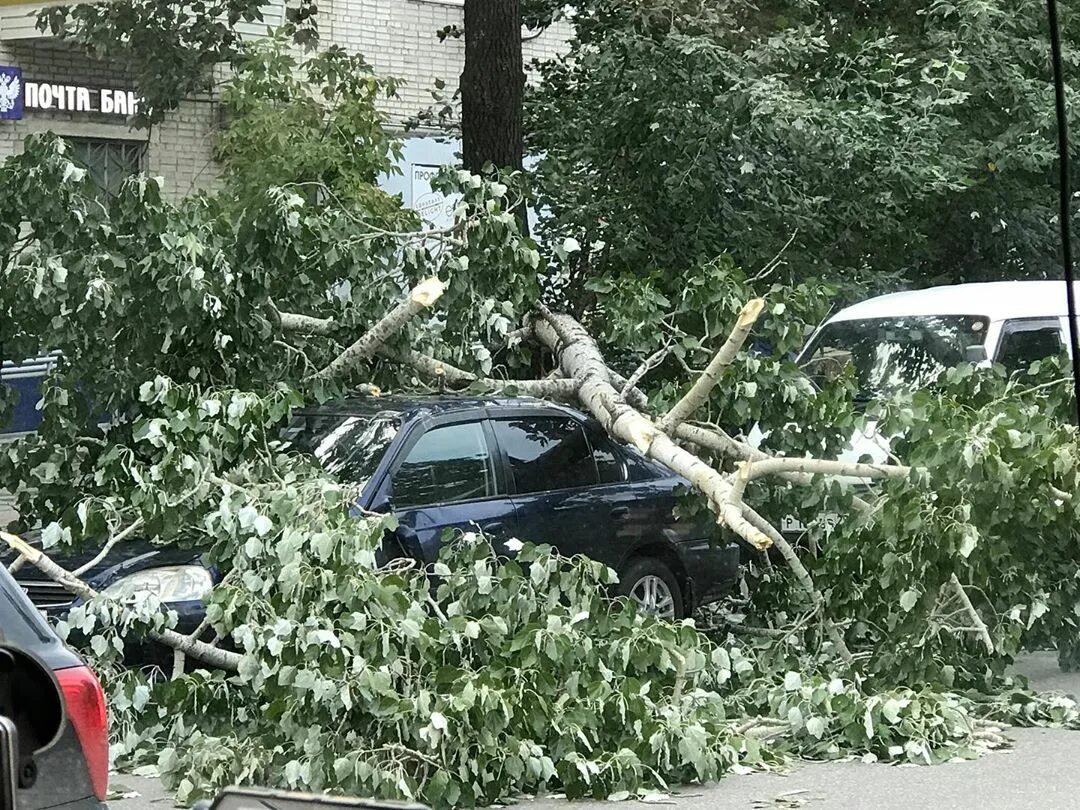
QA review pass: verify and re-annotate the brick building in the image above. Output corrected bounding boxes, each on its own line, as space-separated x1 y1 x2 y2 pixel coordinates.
0 0 567 200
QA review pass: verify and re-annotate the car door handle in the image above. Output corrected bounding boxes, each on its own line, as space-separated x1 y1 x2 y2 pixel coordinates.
610 507 630 519
480 521 505 535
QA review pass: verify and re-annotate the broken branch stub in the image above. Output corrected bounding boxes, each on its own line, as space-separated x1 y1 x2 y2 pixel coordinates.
311 277 446 384
659 298 765 433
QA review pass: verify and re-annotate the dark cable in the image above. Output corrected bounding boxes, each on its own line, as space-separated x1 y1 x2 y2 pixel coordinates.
1046 0 1080 425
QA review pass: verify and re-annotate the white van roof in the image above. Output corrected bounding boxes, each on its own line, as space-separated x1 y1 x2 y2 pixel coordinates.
828 280 1080 324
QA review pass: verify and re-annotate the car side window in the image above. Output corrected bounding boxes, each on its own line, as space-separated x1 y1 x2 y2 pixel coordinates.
392 422 495 508
493 417 599 494
996 320 1062 373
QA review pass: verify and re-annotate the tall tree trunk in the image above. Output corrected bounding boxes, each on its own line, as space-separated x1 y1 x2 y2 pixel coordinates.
461 0 524 174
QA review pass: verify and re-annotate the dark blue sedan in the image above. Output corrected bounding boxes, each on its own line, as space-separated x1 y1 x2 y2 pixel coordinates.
283 396 740 619
13 396 741 651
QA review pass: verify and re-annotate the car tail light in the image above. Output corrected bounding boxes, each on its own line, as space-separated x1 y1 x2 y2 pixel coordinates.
55 665 108 801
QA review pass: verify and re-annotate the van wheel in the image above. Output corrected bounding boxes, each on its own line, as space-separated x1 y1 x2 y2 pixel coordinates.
618 558 685 620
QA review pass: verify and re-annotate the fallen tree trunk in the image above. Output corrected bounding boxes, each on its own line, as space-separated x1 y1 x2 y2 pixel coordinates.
529 308 855 662
19 291 932 673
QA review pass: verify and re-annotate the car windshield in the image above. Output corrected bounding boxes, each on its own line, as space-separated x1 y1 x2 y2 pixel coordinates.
800 315 989 402
280 412 401 489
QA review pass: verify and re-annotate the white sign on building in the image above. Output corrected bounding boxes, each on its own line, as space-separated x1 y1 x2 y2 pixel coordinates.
25 82 140 115
410 164 460 230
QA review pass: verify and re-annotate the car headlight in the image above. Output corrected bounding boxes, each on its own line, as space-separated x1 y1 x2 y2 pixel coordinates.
100 566 213 604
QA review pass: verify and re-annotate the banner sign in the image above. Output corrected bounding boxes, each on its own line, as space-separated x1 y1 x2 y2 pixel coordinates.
0 65 139 120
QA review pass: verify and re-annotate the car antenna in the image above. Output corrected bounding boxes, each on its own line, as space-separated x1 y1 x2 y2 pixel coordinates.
1046 0 1080 424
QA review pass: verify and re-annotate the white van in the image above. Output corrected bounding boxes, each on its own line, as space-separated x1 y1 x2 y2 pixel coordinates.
793 280 1076 464
762 280 1075 534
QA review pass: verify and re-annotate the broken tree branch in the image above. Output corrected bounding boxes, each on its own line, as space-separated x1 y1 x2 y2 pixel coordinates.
73 517 146 577
377 345 580 399
0 531 241 672
621 343 673 400
529 309 853 665
743 457 911 482
311 278 446 383
674 423 875 513
658 298 765 433
272 306 339 336
949 574 994 655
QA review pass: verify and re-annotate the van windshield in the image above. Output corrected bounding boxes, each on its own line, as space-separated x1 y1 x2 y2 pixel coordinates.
800 315 989 402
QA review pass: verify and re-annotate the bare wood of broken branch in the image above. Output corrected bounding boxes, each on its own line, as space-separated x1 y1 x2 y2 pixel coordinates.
658 298 766 433
949 573 994 655
272 304 338 336
0 531 242 672
311 278 446 383
376 345 580 400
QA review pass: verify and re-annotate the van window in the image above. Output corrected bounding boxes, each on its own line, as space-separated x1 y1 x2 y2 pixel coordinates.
996 320 1062 373
801 315 989 401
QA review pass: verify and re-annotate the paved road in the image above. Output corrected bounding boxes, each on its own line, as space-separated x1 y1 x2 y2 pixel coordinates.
108 652 1080 810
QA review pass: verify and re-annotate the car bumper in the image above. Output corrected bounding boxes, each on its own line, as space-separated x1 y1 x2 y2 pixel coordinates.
677 539 741 608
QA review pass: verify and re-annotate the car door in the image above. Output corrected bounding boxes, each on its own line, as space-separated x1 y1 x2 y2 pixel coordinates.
386 417 518 564
994 318 1064 373
491 412 627 564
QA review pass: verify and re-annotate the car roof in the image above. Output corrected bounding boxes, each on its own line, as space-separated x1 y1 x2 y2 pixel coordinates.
298 394 583 423
827 281 1080 325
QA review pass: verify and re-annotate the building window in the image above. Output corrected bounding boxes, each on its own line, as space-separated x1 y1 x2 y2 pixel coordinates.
67 138 146 198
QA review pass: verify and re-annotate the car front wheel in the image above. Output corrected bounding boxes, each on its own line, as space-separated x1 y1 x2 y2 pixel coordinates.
618 558 685 620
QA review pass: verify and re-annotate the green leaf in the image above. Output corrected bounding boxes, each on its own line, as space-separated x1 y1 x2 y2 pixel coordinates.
899 589 920 612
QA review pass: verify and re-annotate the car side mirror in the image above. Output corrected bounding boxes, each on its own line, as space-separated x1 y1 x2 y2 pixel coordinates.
963 344 988 363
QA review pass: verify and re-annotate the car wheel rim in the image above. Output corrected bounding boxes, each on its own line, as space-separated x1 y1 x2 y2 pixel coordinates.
629 575 676 619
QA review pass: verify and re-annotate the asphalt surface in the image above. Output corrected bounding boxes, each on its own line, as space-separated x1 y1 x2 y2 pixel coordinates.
108 652 1080 810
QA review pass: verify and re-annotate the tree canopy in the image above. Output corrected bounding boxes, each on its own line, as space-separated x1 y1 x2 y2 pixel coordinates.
527 0 1080 305
2 4 1080 806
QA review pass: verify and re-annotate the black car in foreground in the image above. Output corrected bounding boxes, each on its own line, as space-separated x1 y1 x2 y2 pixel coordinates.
0 564 108 807
14 396 741 657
